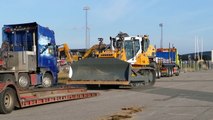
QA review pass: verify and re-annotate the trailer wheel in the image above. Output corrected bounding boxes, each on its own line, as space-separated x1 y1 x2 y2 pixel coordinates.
0 87 16 114
42 73 53 88
18 73 30 89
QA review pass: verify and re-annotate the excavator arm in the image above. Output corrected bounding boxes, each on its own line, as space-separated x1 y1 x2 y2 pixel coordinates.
57 43 73 64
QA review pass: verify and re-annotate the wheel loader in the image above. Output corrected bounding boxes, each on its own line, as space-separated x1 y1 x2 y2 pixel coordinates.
68 32 156 87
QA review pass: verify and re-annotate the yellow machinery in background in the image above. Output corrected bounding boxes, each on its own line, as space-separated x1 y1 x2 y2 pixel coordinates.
82 38 107 59
57 43 73 65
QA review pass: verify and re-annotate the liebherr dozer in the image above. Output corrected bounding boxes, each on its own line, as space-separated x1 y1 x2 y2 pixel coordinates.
68 32 156 87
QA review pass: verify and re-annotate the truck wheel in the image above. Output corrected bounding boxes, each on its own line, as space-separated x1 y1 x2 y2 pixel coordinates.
18 73 30 89
42 73 53 88
0 87 16 114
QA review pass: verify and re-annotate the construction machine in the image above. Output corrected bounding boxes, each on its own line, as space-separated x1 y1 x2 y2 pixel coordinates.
68 32 156 87
57 43 73 66
82 38 107 59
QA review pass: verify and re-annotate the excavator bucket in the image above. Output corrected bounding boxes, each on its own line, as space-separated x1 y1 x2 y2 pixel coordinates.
70 58 130 81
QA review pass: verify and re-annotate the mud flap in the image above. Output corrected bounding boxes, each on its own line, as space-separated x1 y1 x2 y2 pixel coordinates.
70 58 130 81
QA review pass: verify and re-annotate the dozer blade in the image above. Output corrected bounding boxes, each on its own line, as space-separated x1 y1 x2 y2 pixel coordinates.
70 58 130 81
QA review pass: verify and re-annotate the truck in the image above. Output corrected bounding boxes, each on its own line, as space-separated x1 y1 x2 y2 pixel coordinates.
0 22 99 114
156 47 180 77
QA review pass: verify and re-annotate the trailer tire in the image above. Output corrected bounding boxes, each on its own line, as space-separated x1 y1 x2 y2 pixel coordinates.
0 87 16 114
42 73 53 88
18 73 30 89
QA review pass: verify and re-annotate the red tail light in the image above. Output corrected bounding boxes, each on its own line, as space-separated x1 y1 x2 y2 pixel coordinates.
4 28 12 33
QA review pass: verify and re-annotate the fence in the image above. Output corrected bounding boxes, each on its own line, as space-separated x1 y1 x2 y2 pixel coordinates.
180 60 213 72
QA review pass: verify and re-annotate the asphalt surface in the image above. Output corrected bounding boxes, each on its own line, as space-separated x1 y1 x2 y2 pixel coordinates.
1 70 213 120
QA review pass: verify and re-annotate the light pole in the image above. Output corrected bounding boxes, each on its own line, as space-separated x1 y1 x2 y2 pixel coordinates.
159 23 163 48
88 27 90 48
83 6 90 49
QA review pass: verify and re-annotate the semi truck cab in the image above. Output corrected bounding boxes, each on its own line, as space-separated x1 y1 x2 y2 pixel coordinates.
0 22 58 89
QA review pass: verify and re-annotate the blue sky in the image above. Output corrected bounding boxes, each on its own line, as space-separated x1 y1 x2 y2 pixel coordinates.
0 0 212 54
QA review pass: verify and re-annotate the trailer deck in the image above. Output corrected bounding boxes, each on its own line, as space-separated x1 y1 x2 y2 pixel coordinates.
0 81 99 113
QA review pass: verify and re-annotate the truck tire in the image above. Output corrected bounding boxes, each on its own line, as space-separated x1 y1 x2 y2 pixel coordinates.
0 87 16 114
17 73 30 89
42 73 53 88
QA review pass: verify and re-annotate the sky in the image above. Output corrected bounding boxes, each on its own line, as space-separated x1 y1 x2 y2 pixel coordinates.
0 0 213 54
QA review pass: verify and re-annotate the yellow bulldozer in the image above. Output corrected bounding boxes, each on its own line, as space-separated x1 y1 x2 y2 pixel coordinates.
68 32 156 87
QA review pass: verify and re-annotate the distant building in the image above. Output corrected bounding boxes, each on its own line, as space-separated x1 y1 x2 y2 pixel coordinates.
180 51 212 61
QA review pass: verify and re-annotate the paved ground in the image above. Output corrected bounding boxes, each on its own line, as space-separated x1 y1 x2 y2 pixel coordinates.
1 70 213 120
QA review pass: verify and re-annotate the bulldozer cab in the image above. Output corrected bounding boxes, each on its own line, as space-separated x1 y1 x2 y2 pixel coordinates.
111 34 150 63
141 35 150 53
124 38 140 60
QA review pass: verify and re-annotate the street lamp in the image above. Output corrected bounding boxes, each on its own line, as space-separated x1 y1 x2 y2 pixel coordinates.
159 23 163 48
83 6 90 49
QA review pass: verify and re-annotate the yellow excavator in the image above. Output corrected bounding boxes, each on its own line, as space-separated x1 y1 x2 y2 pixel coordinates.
57 43 73 65
82 38 107 59
68 32 156 87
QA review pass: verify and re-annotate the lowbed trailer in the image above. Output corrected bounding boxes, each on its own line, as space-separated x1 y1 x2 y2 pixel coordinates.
0 81 99 114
